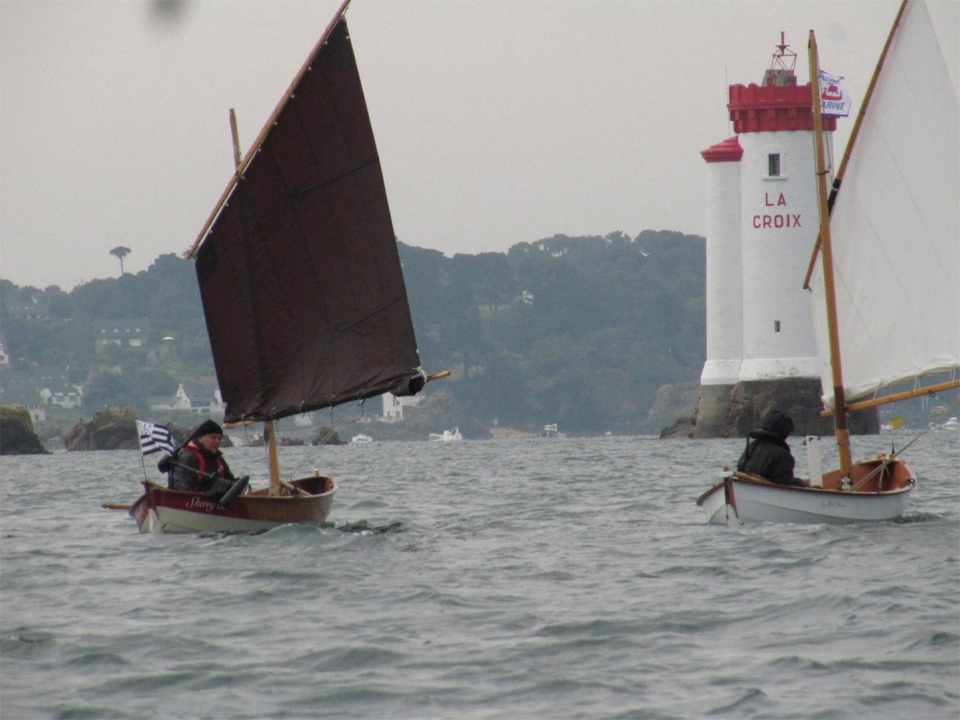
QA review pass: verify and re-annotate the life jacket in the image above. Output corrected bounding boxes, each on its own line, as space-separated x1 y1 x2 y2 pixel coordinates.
181 441 229 491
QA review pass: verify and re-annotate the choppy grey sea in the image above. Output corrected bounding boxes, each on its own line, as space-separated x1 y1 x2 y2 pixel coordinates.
2 430 958 720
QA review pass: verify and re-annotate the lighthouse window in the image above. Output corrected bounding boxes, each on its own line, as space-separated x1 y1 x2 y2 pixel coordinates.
774 320 781 333
768 153 781 177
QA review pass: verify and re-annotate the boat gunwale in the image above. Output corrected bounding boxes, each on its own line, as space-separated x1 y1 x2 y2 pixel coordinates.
697 464 916 507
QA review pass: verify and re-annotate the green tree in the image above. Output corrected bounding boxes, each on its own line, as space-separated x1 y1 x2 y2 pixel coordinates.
83 371 146 414
110 246 132 276
128 367 178 396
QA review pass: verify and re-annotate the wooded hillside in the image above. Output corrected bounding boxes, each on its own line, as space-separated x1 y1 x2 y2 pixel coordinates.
0 230 705 435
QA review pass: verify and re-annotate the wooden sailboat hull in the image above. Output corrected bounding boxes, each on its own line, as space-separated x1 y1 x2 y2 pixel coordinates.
697 456 915 525
129 475 337 534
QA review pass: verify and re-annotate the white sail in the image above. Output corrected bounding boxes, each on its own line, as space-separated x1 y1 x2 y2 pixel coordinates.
810 0 960 407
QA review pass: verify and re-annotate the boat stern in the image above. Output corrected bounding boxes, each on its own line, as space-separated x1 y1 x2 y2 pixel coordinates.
697 477 743 526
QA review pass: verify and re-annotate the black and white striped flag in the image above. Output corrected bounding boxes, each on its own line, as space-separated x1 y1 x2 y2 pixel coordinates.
136 419 176 456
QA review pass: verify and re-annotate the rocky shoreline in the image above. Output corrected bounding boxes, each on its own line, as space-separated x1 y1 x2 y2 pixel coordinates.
0 405 48 455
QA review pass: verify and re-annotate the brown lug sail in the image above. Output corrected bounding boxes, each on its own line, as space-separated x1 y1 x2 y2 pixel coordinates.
193 18 421 424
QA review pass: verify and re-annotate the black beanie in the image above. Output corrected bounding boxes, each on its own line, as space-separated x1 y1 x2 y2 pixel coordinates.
195 419 224 437
762 410 794 439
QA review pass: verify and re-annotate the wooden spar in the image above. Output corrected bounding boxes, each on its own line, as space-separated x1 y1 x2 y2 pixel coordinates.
228 108 282 496
265 420 282 496
184 0 354 260
229 109 242 169
802 0 909 289
822 379 960 415
809 30 853 479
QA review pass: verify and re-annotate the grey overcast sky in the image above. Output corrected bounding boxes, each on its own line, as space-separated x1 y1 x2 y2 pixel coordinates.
1 0 956 290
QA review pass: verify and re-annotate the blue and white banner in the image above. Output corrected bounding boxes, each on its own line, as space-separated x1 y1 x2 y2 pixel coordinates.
819 70 852 117
136 419 176 456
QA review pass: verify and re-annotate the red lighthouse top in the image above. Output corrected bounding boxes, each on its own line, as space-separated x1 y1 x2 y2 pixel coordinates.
727 34 837 134
701 136 743 163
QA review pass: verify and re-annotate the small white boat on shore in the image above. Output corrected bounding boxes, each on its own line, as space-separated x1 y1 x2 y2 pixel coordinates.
540 423 564 439
429 428 462 442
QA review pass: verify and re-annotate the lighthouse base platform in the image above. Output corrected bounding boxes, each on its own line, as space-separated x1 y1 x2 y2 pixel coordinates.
692 378 879 439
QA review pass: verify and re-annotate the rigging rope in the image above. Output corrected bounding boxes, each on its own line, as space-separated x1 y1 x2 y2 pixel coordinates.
850 395 960 491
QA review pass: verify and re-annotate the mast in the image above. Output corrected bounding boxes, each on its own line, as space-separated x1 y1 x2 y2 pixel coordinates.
228 109 282 496
802 0 910 290
808 30 853 479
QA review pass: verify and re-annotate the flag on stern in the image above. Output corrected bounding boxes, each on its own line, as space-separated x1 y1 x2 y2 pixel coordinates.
819 69 852 117
136 420 175 456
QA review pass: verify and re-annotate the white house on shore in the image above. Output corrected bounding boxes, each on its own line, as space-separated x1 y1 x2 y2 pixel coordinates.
0 367 80 419
149 382 224 415
95 319 150 354
381 393 421 422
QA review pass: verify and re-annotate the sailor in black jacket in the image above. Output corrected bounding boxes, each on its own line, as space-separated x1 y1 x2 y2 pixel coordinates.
168 419 235 492
736 410 808 487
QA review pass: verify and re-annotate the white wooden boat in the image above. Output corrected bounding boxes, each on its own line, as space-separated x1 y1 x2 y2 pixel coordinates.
699 0 958 524
698 466 915 527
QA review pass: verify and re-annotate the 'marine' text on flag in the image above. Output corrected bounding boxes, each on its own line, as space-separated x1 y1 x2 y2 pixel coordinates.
819 69 852 117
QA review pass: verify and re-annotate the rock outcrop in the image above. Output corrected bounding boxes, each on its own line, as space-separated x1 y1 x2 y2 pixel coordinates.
717 380 875 438
659 416 696 439
312 425 346 446
0 405 49 455
647 381 700 437
66 408 139 451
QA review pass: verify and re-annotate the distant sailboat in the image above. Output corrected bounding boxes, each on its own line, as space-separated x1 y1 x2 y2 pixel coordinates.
699 0 959 524
129 1 446 533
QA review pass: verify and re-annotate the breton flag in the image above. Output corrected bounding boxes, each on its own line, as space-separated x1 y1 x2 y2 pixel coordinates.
136 419 176 456
819 70 852 117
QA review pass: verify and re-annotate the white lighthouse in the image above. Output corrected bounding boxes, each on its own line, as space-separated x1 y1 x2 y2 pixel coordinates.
694 37 868 437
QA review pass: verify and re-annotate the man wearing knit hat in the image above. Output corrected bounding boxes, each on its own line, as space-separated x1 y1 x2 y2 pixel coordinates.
168 419 237 493
736 409 808 488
